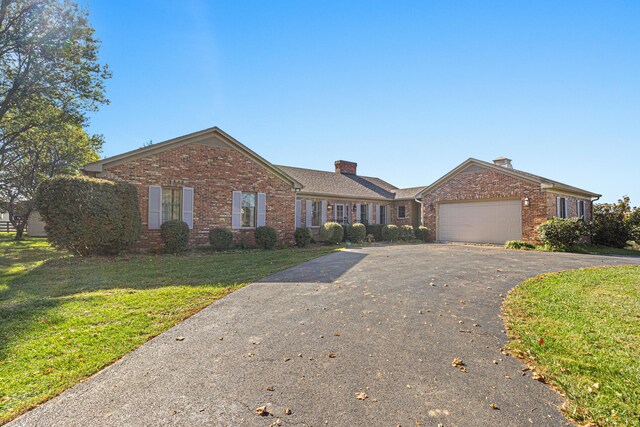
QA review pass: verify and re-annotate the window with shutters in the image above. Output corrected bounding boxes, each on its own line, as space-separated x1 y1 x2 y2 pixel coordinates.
397 205 406 219
577 200 586 219
241 193 257 227
557 197 567 218
311 201 322 227
359 204 369 225
379 206 387 224
162 188 182 223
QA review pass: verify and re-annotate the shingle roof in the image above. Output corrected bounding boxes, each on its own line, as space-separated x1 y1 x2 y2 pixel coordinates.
276 165 424 200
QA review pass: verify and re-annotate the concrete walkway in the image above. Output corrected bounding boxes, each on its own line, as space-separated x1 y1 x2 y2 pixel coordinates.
9 245 640 426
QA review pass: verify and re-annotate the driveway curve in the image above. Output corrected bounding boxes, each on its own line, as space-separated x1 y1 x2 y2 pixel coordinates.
9 245 640 427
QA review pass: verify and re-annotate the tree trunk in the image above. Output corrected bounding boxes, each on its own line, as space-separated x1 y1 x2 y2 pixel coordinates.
14 223 25 241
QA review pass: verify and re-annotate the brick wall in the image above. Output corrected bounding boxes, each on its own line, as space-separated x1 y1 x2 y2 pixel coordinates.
100 142 296 248
421 168 546 241
546 192 593 221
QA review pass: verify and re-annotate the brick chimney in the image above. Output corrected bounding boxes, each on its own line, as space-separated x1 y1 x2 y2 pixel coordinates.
335 160 357 175
493 157 513 169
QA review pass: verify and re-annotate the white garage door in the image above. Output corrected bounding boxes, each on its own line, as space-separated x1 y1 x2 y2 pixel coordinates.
438 200 522 244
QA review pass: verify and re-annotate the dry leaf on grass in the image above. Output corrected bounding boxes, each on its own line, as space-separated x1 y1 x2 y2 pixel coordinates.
538 337 545 345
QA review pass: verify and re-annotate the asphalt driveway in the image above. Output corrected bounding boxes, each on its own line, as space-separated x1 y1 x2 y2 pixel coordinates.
9 245 640 427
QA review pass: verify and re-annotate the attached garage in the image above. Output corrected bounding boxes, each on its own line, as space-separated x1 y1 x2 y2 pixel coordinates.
437 200 522 244
420 157 600 243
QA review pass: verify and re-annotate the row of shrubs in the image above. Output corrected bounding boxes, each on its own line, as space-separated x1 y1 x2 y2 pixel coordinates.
294 222 429 246
159 222 282 253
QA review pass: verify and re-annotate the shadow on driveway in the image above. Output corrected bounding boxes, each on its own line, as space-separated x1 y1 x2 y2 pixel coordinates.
259 250 367 283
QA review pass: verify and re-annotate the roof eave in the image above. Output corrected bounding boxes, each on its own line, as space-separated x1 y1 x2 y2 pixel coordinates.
82 126 303 190
540 183 601 199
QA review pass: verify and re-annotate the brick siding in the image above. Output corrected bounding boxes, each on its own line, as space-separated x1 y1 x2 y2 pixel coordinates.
99 142 296 249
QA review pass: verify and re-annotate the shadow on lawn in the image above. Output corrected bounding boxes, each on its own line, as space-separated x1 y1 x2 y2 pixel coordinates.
0 244 357 364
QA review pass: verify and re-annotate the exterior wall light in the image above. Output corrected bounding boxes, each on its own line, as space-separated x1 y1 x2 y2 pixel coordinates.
524 197 530 207
428 203 434 211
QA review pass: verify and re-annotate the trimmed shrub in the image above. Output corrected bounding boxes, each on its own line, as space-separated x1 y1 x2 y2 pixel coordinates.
536 217 586 249
349 223 366 243
400 225 415 241
382 224 400 242
209 227 233 251
415 226 429 242
294 227 312 247
505 240 536 250
319 222 344 244
161 220 189 253
255 226 278 249
35 175 141 256
366 224 384 242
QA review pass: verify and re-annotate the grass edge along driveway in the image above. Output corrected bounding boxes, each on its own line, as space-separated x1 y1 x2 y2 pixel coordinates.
502 265 640 426
0 234 339 425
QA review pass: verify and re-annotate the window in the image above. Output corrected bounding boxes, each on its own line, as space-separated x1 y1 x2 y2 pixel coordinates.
162 188 182 223
577 200 586 219
379 205 387 225
241 192 256 227
398 205 406 219
311 201 322 227
360 204 368 225
335 204 347 225
557 197 567 218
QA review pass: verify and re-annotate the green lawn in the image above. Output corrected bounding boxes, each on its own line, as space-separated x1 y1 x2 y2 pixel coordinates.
566 244 640 256
502 266 640 426
0 233 339 424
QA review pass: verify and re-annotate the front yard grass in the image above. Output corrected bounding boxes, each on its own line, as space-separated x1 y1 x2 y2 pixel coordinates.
0 233 339 424
502 266 640 426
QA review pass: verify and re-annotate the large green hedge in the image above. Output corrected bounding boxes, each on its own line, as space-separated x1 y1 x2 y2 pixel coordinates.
35 175 141 256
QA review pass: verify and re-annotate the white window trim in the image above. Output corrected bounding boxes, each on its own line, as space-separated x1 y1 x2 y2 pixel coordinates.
397 205 407 219
310 201 322 228
240 192 257 229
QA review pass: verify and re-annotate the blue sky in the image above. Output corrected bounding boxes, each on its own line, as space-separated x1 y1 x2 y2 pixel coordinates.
85 1 639 203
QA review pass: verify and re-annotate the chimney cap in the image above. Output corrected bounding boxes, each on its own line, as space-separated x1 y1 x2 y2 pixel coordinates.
493 157 513 169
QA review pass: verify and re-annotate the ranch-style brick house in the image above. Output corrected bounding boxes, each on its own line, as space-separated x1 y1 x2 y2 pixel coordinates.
82 126 600 248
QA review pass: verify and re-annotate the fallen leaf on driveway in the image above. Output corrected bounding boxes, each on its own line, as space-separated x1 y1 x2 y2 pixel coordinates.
175 336 185 341
451 358 464 367
266 386 274 391
489 403 499 410
256 405 269 416
355 392 368 400
284 407 292 415
328 353 336 358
